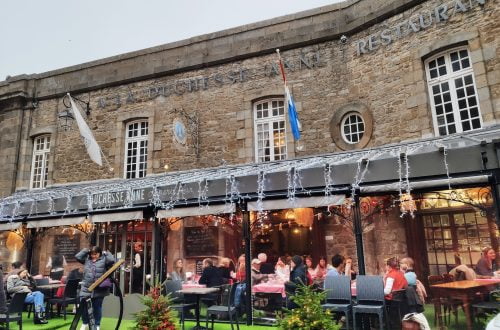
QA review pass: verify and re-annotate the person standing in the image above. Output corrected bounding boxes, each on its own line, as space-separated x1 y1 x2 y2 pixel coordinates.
7 269 48 324
76 246 115 330
132 241 145 293
285 255 307 309
47 247 67 280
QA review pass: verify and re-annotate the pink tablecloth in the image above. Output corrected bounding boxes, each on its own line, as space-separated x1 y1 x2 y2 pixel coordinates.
182 283 206 289
253 283 286 297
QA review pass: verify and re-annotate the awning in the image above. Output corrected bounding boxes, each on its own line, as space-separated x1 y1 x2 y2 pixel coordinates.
247 195 345 211
90 210 144 223
157 204 236 218
27 216 87 228
0 221 22 231
360 175 490 193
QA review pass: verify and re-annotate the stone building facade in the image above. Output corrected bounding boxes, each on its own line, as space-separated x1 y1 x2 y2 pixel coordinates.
0 0 498 280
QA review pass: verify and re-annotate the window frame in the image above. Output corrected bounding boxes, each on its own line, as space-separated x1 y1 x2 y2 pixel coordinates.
253 98 288 163
425 46 483 136
30 135 51 190
340 112 365 145
124 120 149 179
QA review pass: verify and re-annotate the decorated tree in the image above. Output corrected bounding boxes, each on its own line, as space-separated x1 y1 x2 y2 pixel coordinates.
277 284 340 330
133 278 178 330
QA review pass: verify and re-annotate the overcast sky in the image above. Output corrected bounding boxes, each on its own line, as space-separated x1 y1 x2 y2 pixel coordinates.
0 0 343 81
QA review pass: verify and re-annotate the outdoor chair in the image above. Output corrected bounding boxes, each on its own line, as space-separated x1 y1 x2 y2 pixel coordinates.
49 270 64 281
387 288 407 329
352 275 387 330
47 278 80 320
0 292 28 330
205 283 240 330
321 275 352 330
428 274 459 326
165 280 196 330
472 289 500 323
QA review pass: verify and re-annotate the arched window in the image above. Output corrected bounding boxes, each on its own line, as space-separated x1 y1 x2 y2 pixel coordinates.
124 120 148 179
30 135 51 189
425 47 482 136
341 112 365 144
254 98 287 162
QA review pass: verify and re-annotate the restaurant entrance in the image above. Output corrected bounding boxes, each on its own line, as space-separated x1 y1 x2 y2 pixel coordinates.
96 221 153 295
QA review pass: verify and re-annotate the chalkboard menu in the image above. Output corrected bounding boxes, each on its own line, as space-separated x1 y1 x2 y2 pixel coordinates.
184 226 218 257
53 235 81 262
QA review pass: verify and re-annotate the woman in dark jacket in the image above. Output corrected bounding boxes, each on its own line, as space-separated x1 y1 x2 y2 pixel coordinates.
75 246 115 330
285 255 307 309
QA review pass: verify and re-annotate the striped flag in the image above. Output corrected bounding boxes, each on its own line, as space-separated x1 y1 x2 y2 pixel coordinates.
276 49 301 140
68 93 103 166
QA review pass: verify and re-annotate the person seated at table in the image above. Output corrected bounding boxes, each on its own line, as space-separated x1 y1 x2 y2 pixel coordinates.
258 253 274 274
4 261 24 284
218 257 232 283
384 257 408 299
275 256 290 281
400 257 417 285
170 258 186 282
344 256 357 280
47 247 67 280
284 255 307 309
475 247 497 278
232 254 246 282
7 269 48 324
251 259 268 285
199 258 224 288
305 256 316 280
326 254 345 278
314 256 327 280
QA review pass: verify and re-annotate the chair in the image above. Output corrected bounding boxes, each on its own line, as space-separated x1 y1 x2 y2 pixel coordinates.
0 292 28 330
205 283 240 330
165 280 196 330
49 270 64 281
472 289 500 323
34 278 49 286
428 275 458 327
352 275 387 330
321 276 352 330
47 279 79 320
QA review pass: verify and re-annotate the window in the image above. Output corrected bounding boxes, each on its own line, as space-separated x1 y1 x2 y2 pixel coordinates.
341 113 365 144
30 135 51 189
426 47 482 136
124 121 148 179
254 99 287 162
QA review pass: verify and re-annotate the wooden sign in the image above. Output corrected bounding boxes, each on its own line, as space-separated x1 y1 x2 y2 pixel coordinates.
88 259 124 292
184 227 218 257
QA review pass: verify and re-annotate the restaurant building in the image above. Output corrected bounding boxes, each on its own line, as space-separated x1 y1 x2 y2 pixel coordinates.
0 0 499 319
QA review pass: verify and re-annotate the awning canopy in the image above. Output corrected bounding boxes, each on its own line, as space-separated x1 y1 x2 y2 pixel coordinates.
360 175 490 193
27 216 87 228
90 210 143 223
157 204 236 218
247 195 345 211
0 221 22 231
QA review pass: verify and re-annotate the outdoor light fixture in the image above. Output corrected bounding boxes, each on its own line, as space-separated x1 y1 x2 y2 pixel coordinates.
58 93 91 131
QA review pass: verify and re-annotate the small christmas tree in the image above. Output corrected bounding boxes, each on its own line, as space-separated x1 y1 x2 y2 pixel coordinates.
133 278 178 330
277 284 340 330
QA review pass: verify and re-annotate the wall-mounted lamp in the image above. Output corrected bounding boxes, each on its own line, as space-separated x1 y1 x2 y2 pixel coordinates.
58 93 91 131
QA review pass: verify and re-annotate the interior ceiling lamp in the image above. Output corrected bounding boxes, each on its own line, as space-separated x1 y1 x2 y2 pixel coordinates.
58 93 91 131
285 209 295 220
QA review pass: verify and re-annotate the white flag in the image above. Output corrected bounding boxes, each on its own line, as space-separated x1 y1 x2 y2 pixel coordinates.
68 93 103 166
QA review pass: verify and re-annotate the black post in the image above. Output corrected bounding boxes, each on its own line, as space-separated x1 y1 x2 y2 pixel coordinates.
353 192 366 275
241 201 253 326
25 227 36 273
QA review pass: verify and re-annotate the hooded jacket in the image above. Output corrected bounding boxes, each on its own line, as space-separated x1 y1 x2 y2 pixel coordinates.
6 274 32 295
75 248 116 298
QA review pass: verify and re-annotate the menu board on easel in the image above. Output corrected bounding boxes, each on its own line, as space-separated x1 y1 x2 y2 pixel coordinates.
184 227 218 257
53 235 81 262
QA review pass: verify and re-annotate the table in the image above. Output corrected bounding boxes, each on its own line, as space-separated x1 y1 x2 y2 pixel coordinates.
430 279 500 330
182 283 206 289
253 282 286 297
178 287 219 330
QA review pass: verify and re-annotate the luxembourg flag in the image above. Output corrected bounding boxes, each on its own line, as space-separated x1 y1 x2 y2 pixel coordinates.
277 49 301 140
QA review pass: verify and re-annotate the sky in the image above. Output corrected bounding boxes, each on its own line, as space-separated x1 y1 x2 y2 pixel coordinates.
0 0 343 81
